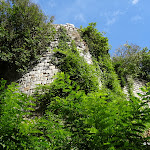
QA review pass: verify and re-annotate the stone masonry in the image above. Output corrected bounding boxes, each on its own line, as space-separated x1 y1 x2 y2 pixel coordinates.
17 23 146 96
123 78 147 98
17 23 93 95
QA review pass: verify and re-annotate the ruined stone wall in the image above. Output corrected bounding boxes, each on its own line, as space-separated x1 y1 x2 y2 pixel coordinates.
17 23 146 96
17 50 58 95
17 23 93 94
123 79 147 98
54 23 93 64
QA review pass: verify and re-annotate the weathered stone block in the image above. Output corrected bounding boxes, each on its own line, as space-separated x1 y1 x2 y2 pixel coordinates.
24 86 30 91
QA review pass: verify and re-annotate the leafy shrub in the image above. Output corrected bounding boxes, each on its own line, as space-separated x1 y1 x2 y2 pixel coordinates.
0 79 35 149
34 72 89 149
80 22 110 60
140 50 150 81
34 72 150 149
0 70 149 149
0 79 71 149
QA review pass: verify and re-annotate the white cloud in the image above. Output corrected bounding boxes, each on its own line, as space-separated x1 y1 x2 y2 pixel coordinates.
131 15 142 22
106 18 116 26
48 0 56 8
74 13 86 22
101 10 124 26
31 0 39 4
132 0 139 5
112 10 123 16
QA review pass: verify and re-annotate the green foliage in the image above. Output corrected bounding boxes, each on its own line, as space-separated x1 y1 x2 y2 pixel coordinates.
51 27 100 94
0 10 150 149
0 79 71 149
34 72 88 149
80 22 110 60
0 79 35 149
0 0 55 81
21 112 71 150
140 49 150 81
34 72 150 149
80 23 122 93
0 77 149 149
112 43 150 87
127 75 134 96
80 92 148 149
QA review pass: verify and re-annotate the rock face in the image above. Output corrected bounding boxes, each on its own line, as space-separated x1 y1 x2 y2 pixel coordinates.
17 23 93 94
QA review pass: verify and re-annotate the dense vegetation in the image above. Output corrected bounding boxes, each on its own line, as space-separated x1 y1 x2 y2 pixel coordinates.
80 23 122 94
0 0 55 82
112 43 150 87
0 0 150 149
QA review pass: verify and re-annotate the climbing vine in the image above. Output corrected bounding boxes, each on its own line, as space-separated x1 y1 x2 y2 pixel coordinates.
51 26 100 94
80 23 122 94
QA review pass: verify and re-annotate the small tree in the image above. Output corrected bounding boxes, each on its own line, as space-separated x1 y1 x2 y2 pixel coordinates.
112 42 150 87
0 0 55 82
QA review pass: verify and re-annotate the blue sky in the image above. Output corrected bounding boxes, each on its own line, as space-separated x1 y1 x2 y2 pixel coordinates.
32 0 150 56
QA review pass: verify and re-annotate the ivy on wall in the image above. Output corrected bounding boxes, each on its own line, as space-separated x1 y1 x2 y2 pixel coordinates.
80 23 122 94
51 26 100 94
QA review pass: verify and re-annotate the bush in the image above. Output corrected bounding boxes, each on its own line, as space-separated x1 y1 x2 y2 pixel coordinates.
34 72 150 149
80 22 110 60
0 79 35 149
0 79 71 149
